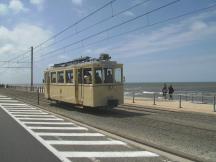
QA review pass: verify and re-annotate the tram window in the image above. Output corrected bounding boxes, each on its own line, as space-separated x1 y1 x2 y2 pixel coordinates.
66 70 73 83
83 68 92 84
114 68 122 83
95 69 102 84
104 68 113 83
57 71 64 83
51 72 57 83
78 69 83 84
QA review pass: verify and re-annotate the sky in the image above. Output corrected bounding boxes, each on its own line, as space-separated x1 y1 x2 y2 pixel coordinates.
0 0 216 84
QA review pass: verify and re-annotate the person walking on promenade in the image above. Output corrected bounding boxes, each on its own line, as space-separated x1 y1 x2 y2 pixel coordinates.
168 85 174 100
162 83 168 99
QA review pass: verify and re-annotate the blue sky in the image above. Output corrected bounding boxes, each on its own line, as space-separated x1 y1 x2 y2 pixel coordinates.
0 0 216 83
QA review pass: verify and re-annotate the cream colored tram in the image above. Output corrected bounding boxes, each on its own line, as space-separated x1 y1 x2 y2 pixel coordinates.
43 54 124 108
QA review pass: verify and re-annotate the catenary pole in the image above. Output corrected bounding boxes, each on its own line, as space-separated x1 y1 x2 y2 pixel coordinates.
31 46 33 91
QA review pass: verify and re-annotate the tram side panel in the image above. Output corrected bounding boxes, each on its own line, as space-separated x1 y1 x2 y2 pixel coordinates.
93 84 124 107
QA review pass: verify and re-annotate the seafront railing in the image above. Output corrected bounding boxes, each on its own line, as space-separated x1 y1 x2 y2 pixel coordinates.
0 84 215 112
125 92 216 112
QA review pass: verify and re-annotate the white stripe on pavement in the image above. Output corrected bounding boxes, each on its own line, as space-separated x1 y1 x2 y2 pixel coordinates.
47 140 126 145
5 108 37 110
23 122 75 125
36 132 105 137
18 118 64 121
8 110 42 112
11 112 48 115
28 126 87 130
1 103 29 106
14 115 55 117
60 151 159 158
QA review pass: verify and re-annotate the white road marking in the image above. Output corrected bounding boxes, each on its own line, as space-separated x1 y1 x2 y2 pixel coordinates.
8 110 42 112
11 112 48 115
18 118 64 121
23 122 75 125
28 126 87 130
0 96 160 161
60 151 159 158
14 115 55 117
36 132 105 137
0 105 71 162
1 103 29 106
47 140 126 145
5 107 36 109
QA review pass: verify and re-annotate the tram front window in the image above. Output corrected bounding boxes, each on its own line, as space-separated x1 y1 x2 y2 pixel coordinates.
51 72 56 83
83 68 92 84
114 68 122 83
66 70 73 83
95 68 102 84
104 68 113 83
57 71 64 83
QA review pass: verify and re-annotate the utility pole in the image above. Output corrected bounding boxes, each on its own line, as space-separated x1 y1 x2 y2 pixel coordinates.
31 46 33 91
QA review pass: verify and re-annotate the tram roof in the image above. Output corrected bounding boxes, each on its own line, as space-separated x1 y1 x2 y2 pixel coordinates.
46 55 122 71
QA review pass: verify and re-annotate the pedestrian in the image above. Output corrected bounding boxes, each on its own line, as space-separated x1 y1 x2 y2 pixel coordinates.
168 85 174 100
162 83 168 99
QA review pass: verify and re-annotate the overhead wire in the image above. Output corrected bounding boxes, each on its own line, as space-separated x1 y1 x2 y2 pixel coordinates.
34 0 117 49
34 2 216 62
34 0 152 53
37 0 180 58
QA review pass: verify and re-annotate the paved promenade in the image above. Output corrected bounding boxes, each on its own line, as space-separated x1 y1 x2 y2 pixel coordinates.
124 97 216 115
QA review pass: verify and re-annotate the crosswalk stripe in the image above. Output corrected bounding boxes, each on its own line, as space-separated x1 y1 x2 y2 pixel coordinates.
18 118 64 121
14 115 55 117
23 122 75 125
1 104 28 106
11 112 48 115
60 151 159 158
0 95 160 161
8 110 42 112
5 108 37 110
47 140 126 145
36 132 105 137
28 126 87 130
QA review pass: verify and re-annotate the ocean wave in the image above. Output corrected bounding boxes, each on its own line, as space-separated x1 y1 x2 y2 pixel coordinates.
142 91 162 95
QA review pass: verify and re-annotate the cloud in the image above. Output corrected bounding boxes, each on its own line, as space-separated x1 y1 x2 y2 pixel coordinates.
123 11 135 17
0 4 9 16
71 0 83 6
0 23 52 83
30 0 45 10
108 11 216 58
9 0 28 13
0 0 27 16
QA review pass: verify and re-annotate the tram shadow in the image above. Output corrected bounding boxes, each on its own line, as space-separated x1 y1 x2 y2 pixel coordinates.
49 102 147 118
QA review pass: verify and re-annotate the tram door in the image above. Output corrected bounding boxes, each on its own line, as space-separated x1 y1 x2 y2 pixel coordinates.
76 68 84 104
44 72 50 99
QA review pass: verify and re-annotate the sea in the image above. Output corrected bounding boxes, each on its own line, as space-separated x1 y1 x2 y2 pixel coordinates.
124 82 216 100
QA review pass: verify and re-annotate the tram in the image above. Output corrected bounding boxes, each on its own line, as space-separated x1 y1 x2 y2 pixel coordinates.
43 54 124 108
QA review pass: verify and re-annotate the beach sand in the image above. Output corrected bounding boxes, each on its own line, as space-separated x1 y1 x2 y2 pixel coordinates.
124 97 216 115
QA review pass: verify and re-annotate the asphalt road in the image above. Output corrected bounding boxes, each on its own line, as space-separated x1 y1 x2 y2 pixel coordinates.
0 88 216 162
0 102 61 162
0 94 172 162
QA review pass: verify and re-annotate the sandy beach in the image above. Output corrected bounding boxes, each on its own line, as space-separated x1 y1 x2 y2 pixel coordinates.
124 96 216 115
